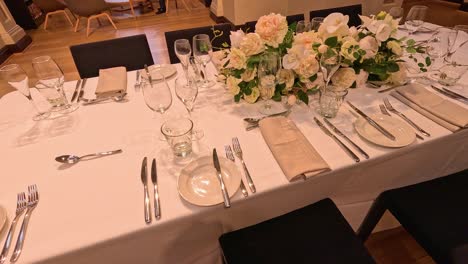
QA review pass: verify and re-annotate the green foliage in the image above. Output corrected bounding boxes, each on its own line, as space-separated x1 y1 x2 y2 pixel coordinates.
309 74 317 82
246 55 261 69
278 29 294 55
324 36 338 48
297 90 309 105
234 93 241 102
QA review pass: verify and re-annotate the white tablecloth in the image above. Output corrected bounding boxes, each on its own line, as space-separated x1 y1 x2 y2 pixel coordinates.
1 28 468 264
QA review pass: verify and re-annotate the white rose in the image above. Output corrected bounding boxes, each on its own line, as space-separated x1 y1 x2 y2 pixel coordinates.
239 33 265 56
230 30 245 48
255 13 289 48
331 67 357 88
349 26 359 39
318 44 328 54
359 36 378 59
276 69 295 91
294 31 322 47
340 37 360 63
287 95 297 106
226 76 241 95
211 50 228 68
227 48 247 70
282 45 305 70
241 67 257 82
355 70 369 87
388 63 407 85
376 23 392 42
295 55 320 79
318 13 350 40
244 87 260 103
387 40 402 56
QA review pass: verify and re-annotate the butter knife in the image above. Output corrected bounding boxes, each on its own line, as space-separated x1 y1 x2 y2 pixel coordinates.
314 117 360 163
151 158 161 220
77 78 87 102
213 148 230 208
442 88 468 101
323 118 369 159
70 79 82 103
346 101 396 141
141 157 151 224
144 64 153 87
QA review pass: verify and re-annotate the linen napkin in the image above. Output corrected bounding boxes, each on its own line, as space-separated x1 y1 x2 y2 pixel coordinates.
259 116 331 182
391 83 468 132
95 67 127 98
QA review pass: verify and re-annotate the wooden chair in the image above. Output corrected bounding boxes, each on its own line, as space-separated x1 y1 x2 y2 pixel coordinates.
166 0 191 13
105 0 153 19
33 0 74 30
65 0 117 37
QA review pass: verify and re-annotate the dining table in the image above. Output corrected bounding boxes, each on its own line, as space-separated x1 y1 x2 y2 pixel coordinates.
0 24 468 264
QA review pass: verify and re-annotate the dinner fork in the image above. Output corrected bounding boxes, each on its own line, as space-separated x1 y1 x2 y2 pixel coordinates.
232 138 256 193
0 193 27 264
383 98 430 138
379 104 391 116
10 185 39 263
225 145 248 198
134 70 141 91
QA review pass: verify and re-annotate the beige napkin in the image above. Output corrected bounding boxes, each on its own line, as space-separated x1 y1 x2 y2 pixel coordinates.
391 83 468 132
95 67 127 98
259 116 331 182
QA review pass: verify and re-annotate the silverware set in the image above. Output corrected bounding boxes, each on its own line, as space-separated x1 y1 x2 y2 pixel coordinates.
225 146 248 198
70 78 87 104
232 137 256 193
0 185 39 263
140 157 161 224
430 84 468 104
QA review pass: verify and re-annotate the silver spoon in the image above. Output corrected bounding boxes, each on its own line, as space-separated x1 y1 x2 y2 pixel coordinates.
81 93 128 105
55 149 123 164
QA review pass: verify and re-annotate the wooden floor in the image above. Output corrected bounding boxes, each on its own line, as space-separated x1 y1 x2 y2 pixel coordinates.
0 2 444 263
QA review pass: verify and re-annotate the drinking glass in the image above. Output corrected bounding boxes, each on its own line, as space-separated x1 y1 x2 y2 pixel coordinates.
258 52 280 115
446 25 468 63
175 39 192 81
175 76 203 139
319 86 348 118
0 64 50 121
161 117 193 158
310 17 324 31
404 5 428 34
142 70 172 117
389 7 404 22
320 47 341 88
437 64 468 86
32 56 77 114
296 20 310 34
193 34 215 88
426 31 450 71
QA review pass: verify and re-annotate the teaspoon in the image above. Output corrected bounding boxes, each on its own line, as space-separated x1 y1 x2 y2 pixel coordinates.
55 149 123 164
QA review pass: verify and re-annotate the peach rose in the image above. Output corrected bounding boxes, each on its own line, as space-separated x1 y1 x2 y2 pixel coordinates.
255 13 288 48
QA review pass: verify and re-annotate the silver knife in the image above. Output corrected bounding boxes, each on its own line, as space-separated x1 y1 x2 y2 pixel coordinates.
144 64 153 87
323 118 370 159
77 78 87 102
441 88 468 100
346 101 396 141
314 117 360 163
70 79 82 103
213 148 231 208
151 158 161 220
141 157 151 224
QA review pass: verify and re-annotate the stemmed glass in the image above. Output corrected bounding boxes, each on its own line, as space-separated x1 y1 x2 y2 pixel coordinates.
175 39 192 81
258 52 280 115
310 17 324 31
32 56 78 114
389 7 404 22
175 76 203 139
320 48 341 88
0 64 50 121
426 31 449 71
446 25 468 63
404 5 428 34
296 20 311 34
193 34 215 88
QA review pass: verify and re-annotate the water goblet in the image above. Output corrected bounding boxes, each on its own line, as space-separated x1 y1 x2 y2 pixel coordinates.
258 52 280 115
310 17 324 31
193 34 216 88
320 47 341 88
404 5 428 34
296 20 311 34
175 39 192 81
389 7 404 23
175 76 204 139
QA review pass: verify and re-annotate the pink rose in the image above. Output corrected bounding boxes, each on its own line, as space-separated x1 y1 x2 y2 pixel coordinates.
255 13 288 48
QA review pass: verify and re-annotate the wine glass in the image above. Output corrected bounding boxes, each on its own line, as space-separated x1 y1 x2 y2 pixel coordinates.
296 20 311 34
192 34 215 88
404 5 428 34
389 7 404 22
175 39 192 81
320 48 341 88
175 76 203 139
32 56 78 114
426 31 449 71
446 25 468 63
310 17 324 31
0 64 50 121
258 52 280 115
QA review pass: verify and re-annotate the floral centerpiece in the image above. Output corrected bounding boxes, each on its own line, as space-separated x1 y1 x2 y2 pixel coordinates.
214 11 424 105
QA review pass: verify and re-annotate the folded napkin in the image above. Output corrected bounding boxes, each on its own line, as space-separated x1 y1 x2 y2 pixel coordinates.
391 83 468 132
95 67 127 98
259 116 330 182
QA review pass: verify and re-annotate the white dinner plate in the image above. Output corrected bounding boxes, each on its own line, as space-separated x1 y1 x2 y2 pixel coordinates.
354 114 416 148
142 64 177 81
0 205 7 234
178 156 241 206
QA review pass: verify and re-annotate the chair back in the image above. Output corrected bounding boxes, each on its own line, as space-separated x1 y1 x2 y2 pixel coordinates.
64 0 109 17
310 4 362 27
164 23 233 64
69 34 154 78
242 21 257 33
33 0 66 13
286 13 305 25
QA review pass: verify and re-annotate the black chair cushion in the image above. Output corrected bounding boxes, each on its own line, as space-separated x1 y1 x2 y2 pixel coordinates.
382 170 468 264
69 34 154 78
310 4 362 27
164 23 233 64
219 198 375 264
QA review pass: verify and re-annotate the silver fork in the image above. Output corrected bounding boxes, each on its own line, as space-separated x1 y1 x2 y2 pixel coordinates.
232 138 256 193
134 70 141 91
379 104 391 116
225 146 248 198
0 193 27 264
383 98 430 138
10 185 39 263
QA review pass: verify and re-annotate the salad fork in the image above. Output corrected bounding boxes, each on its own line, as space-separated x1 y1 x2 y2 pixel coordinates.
0 193 27 264
232 138 256 193
10 185 39 263
225 145 248 198
383 98 430 137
